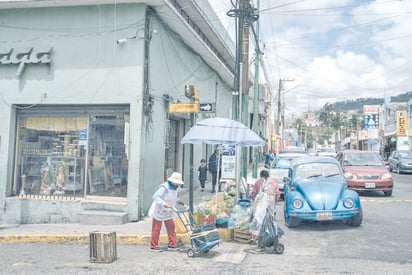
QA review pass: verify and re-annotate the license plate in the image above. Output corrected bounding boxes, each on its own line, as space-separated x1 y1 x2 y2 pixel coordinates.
365 182 375 188
317 212 333 221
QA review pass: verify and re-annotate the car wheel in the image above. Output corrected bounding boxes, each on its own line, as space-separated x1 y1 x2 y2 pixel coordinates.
346 207 362 226
384 190 392 197
284 211 300 228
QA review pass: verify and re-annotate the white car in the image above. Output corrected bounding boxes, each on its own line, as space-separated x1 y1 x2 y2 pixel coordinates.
316 147 337 158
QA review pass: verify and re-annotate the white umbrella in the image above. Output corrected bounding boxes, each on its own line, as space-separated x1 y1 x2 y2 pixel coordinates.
181 117 264 206
181 117 265 146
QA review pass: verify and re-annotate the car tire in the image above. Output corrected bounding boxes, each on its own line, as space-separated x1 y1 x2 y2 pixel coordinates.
284 213 300 228
346 207 362 226
384 190 392 197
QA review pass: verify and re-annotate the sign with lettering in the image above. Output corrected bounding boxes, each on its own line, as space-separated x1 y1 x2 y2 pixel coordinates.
0 47 53 77
168 102 199 114
363 105 380 114
397 111 407 136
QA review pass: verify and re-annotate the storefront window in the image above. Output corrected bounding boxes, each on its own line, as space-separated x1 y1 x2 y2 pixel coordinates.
13 106 129 199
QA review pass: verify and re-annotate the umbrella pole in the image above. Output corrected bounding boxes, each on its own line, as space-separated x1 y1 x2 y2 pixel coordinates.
214 144 222 211
215 147 221 196
236 145 241 199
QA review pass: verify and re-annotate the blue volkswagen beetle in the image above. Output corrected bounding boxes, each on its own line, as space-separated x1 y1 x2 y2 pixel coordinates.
283 157 362 228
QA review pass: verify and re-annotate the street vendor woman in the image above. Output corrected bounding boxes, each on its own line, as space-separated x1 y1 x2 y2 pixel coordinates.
148 172 185 251
249 170 280 241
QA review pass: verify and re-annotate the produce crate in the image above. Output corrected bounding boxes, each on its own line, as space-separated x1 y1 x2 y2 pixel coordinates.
234 228 250 243
198 213 217 225
89 231 117 263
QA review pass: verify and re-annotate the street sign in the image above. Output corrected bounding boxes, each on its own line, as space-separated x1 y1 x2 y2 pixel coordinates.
199 103 214 112
169 102 199 113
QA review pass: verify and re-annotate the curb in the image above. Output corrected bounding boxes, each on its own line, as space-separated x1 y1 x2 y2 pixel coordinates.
0 228 233 245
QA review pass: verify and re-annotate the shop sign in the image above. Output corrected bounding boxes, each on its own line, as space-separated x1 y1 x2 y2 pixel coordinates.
0 47 52 77
79 129 88 140
184 85 200 101
363 105 380 114
168 102 199 114
364 114 379 129
396 111 407 136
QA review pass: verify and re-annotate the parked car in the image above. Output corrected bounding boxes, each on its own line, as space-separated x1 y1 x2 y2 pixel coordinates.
336 150 393 196
283 156 362 228
269 161 289 200
271 151 308 199
388 150 412 174
316 147 337 157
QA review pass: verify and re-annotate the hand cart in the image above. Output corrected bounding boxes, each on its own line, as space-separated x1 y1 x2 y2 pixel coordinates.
174 207 221 258
258 208 284 254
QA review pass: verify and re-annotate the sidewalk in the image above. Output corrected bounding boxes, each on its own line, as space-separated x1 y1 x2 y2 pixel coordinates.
0 185 233 245
0 165 262 245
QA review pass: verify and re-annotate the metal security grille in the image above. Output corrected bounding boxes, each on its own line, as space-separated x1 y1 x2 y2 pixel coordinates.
359 175 380 180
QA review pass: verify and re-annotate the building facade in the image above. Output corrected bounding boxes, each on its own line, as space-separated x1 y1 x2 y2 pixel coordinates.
0 1 242 224
381 102 409 154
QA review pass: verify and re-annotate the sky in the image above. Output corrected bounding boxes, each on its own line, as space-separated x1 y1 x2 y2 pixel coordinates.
207 0 412 115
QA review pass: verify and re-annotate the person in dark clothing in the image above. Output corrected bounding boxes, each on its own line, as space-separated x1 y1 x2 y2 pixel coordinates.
198 159 208 192
208 146 222 193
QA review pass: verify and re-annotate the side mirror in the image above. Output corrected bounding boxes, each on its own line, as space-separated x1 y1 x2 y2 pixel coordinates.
283 176 296 191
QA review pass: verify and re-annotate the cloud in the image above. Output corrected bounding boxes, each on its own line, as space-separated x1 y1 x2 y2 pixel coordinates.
208 0 412 114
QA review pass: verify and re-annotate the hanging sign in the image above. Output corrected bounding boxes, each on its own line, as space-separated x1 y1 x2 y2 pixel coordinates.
397 111 407 136
168 102 199 113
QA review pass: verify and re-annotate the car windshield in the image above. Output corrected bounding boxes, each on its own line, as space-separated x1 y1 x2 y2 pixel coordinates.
294 162 341 180
319 148 335 153
344 152 383 166
399 151 412 158
275 158 292 169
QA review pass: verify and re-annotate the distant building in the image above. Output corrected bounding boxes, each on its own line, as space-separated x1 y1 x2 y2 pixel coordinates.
381 102 409 151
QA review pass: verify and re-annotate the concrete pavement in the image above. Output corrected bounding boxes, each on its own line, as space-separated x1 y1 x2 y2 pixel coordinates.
0 185 234 245
0 165 262 245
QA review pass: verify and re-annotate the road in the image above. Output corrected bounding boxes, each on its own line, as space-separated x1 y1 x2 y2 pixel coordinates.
0 173 411 274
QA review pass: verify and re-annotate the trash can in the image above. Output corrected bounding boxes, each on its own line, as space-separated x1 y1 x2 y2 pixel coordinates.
89 231 117 263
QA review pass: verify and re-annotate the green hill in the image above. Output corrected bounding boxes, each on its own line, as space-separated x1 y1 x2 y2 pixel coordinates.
325 91 412 112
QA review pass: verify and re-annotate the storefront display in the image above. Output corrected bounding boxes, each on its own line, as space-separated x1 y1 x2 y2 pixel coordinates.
14 106 129 199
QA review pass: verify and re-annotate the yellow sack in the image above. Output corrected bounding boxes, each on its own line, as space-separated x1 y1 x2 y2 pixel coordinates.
175 213 189 234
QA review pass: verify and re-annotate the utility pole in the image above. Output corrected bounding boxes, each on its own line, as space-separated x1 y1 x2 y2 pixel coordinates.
227 0 258 178
252 0 260 178
240 0 250 179
276 78 294 151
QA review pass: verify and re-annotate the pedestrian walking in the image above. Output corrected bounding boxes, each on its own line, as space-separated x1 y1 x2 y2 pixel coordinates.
249 170 280 242
208 146 222 193
148 172 184 251
198 159 208 192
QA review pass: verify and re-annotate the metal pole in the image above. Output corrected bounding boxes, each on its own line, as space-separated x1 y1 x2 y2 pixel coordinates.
241 0 250 179
189 100 195 214
252 0 260 179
